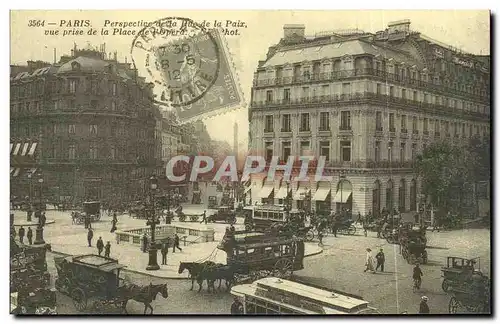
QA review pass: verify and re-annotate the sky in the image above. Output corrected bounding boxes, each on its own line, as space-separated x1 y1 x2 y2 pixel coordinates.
10 10 490 148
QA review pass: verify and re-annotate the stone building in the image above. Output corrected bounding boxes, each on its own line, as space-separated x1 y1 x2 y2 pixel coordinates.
248 21 490 216
10 45 160 202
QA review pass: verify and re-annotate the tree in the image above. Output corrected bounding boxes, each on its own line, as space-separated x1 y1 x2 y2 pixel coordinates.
414 141 469 212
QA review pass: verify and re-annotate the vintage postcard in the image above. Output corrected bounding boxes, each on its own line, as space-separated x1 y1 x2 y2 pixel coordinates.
9 10 490 315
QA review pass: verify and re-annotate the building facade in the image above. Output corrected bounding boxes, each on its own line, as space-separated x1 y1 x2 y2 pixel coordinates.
248 21 490 216
10 45 160 202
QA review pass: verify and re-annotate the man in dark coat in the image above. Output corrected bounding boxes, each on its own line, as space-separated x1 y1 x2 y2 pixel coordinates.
173 234 182 253
375 248 385 272
18 226 25 244
96 237 104 255
419 296 430 314
104 241 111 258
27 227 33 245
200 210 208 224
161 242 169 265
230 297 243 314
87 228 94 247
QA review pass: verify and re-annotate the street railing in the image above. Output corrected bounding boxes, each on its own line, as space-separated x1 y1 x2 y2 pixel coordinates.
115 223 215 246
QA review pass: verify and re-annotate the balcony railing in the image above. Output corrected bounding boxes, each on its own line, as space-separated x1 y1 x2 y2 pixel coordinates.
251 92 488 121
339 125 352 131
253 68 490 103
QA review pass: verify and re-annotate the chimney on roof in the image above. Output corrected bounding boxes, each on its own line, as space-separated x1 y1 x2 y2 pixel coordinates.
388 19 411 34
283 24 305 39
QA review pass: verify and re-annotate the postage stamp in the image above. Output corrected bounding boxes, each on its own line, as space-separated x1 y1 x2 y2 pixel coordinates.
130 17 245 123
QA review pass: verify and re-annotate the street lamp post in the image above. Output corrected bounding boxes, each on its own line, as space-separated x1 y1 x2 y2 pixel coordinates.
33 173 45 245
285 180 291 212
146 175 160 271
27 173 32 222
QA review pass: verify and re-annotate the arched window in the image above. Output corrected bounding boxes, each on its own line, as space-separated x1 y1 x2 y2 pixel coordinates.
399 179 407 212
386 179 393 210
410 179 417 211
372 180 381 217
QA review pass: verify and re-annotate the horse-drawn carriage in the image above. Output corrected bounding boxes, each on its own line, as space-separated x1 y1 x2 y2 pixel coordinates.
54 254 168 314
400 226 428 264
178 232 306 293
208 206 237 224
71 201 101 224
54 254 128 312
443 257 490 314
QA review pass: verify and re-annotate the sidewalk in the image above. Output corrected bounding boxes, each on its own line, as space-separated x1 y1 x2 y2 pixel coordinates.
11 210 55 227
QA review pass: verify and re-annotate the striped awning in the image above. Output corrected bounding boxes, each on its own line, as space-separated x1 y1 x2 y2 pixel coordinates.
275 185 291 199
10 167 37 178
312 185 331 201
10 142 38 157
333 189 352 203
12 168 21 177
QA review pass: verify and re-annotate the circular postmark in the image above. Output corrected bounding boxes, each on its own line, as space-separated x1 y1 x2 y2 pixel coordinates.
130 17 220 108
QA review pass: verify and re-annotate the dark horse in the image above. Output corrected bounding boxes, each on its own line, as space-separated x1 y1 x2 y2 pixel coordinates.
178 262 239 293
178 261 218 292
116 283 168 314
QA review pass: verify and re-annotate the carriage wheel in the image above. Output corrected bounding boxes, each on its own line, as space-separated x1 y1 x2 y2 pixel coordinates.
96 214 101 221
226 217 234 224
273 259 293 279
245 224 253 231
442 280 450 292
348 226 356 236
71 287 88 311
448 297 460 314
179 215 186 222
93 299 104 313
305 230 315 242
56 277 71 294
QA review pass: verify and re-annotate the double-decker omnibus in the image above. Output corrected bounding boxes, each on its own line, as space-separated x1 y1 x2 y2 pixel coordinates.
242 205 302 232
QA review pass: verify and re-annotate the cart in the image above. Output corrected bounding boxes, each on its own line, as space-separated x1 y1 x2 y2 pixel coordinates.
447 268 490 314
208 206 236 224
54 254 127 313
441 257 485 292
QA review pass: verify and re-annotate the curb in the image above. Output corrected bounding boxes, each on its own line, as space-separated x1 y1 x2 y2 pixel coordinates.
13 220 55 227
304 248 324 258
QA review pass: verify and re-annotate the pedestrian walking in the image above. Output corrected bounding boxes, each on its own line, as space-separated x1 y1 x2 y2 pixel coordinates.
173 233 182 253
330 211 338 238
18 226 25 244
142 233 149 253
375 248 385 272
96 237 104 255
41 211 46 227
161 242 169 265
104 241 111 258
230 297 243 314
27 208 33 222
110 217 117 233
200 210 207 224
27 227 33 245
364 248 375 273
87 228 94 247
413 263 423 290
419 296 430 314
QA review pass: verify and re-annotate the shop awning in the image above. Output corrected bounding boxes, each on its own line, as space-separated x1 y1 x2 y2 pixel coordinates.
294 187 311 200
20 143 30 156
244 185 252 194
12 168 21 177
27 143 37 156
275 185 291 199
12 143 21 156
312 187 331 201
258 184 274 198
333 189 352 203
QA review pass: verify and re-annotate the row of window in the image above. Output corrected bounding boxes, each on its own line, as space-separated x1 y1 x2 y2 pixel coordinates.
263 112 489 137
265 140 434 164
257 59 488 97
11 123 152 139
11 79 126 99
259 82 488 114
46 144 154 161
11 99 127 114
